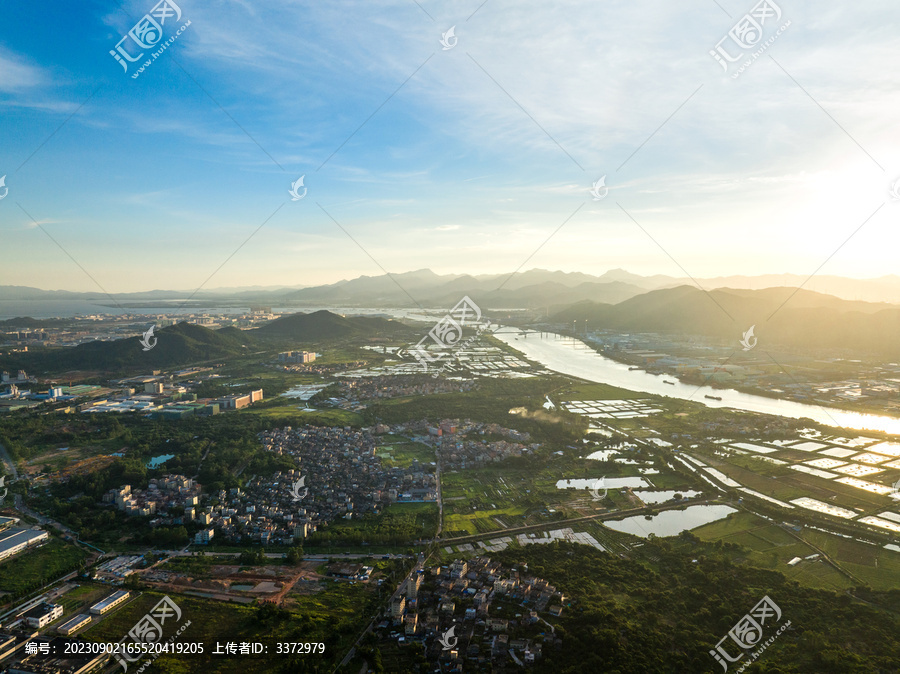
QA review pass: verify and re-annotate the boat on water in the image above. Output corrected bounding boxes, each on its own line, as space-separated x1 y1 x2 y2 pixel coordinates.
628 366 640 371
705 395 723 401
663 380 675 385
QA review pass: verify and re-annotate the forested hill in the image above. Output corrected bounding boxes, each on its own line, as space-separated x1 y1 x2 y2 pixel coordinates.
493 539 900 673
0 311 413 375
554 285 900 356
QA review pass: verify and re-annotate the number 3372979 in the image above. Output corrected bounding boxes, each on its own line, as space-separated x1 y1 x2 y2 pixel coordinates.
276 642 324 654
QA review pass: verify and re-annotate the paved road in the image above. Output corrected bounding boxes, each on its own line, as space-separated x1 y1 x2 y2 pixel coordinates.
0 443 18 481
434 448 443 538
437 499 720 547
160 549 411 562
14 494 75 534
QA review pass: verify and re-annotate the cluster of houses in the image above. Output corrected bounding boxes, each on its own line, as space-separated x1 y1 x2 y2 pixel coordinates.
190 480 313 547
397 418 540 470
188 425 438 546
261 425 436 499
103 475 200 518
381 556 564 669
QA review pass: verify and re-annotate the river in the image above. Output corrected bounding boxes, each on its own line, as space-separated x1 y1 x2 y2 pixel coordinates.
493 329 900 436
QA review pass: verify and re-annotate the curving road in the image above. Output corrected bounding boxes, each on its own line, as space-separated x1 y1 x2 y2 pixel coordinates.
0 443 18 481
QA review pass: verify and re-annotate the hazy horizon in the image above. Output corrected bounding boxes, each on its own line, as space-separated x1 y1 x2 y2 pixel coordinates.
4 266 900 298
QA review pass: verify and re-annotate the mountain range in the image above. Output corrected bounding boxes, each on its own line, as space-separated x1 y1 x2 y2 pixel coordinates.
5 269 900 309
553 286 900 357
4 285 900 373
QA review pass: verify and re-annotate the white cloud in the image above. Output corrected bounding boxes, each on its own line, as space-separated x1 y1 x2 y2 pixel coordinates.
0 48 46 92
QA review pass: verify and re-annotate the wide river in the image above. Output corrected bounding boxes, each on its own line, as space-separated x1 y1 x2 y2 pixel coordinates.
494 329 900 436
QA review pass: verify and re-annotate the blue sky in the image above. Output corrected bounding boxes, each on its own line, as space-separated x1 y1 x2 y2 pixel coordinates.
1 0 898 292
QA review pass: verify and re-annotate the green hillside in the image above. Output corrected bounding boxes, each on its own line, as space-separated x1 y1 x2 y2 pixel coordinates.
553 285 900 356
252 310 414 341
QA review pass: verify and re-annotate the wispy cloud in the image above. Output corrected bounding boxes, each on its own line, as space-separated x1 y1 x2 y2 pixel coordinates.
0 47 47 92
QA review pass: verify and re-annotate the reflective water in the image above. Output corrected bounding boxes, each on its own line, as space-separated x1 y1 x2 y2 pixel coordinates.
147 453 175 468
495 330 900 435
586 450 619 461
603 504 737 538
557 477 650 489
633 489 702 504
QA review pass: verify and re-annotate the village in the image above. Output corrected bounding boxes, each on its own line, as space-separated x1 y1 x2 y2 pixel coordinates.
377 555 564 670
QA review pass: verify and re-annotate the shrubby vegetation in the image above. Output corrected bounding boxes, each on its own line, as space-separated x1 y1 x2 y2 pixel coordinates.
487 538 900 673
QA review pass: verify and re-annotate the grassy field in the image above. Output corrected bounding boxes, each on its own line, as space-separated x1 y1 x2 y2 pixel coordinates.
438 436 700 534
803 528 900 590
242 405 363 426
57 583 110 616
310 501 439 544
370 376 588 445
375 439 434 468
692 510 900 591
556 381 648 401
83 579 381 673
0 539 88 597
444 505 528 535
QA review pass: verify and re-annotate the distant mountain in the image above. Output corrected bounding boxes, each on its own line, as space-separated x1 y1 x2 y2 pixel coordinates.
692 273 900 304
0 317 74 329
6 269 900 309
425 281 644 311
0 284 306 300
252 310 415 341
0 311 414 375
280 270 648 309
553 286 900 356
0 322 254 374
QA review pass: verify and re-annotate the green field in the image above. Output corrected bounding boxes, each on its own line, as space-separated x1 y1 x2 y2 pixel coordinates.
83 577 389 673
438 435 699 534
370 376 588 445
556 381 648 401
307 501 438 546
0 539 88 598
692 510 900 591
375 438 434 468
242 405 363 426
444 505 528 535
57 583 110 615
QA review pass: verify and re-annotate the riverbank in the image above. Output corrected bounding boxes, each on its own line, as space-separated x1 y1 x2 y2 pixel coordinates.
494 329 900 436
570 336 900 420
